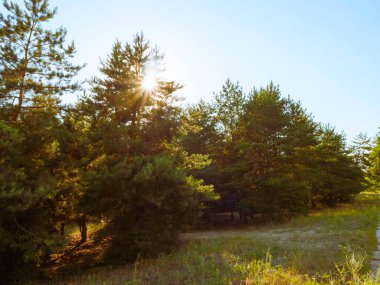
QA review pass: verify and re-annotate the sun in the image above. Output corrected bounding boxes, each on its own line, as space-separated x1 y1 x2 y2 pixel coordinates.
141 72 158 92
141 60 160 92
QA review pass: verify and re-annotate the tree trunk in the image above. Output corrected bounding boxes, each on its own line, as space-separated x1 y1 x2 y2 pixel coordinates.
11 19 36 122
78 215 87 244
12 80 25 121
60 222 65 236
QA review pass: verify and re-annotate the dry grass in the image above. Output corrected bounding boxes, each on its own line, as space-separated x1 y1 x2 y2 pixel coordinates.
29 193 380 285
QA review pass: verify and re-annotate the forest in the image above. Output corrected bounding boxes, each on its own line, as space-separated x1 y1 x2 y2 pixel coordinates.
1 0 380 284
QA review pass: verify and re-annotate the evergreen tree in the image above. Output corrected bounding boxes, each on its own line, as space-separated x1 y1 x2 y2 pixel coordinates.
351 132 372 173
236 83 313 221
182 100 219 156
309 126 363 206
185 81 364 223
211 80 248 218
0 0 81 281
368 134 380 190
182 80 250 221
80 34 216 261
213 79 246 140
0 0 81 121
0 104 71 282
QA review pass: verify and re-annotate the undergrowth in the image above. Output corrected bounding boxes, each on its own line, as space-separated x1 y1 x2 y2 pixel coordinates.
29 193 380 285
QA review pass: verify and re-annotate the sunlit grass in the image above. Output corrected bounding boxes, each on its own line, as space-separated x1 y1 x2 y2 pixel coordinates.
33 193 379 285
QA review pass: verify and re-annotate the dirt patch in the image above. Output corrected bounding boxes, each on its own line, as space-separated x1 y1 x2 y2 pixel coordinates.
47 228 112 275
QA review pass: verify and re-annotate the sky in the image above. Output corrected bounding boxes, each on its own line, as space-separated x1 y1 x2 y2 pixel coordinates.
46 0 380 142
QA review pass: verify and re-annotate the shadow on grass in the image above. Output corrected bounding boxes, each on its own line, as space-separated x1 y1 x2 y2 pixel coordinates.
47 224 112 276
39 193 379 284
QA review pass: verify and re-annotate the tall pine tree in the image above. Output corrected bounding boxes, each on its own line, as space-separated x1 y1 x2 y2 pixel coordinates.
0 0 81 282
79 34 216 262
0 0 81 121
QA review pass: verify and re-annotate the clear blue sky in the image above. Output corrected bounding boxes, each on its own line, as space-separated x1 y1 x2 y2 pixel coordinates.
48 0 380 142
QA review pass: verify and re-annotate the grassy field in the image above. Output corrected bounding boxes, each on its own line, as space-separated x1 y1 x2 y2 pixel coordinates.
33 193 380 285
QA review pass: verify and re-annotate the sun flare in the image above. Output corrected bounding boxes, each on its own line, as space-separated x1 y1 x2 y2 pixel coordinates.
142 72 158 92
141 60 160 92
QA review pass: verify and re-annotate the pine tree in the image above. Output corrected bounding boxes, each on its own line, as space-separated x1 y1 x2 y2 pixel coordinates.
0 0 81 282
0 0 81 121
213 79 246 140
237 83 290 220
309 126 363 206
80 34 216 262
368 134 380 190
351 132 372 173
182 100 219 155
182 80 249 222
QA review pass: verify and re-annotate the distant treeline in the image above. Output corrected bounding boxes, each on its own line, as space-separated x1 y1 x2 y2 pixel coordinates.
1 0 379 283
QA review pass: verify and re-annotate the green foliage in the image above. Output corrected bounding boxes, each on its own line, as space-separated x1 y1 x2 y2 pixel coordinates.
351 132 372 173
235 83 314 219
84 155 213 261
0 0 82 121
309 126 364 206
0 114 64 282
213 79 246 139
368 134 380 190
76 34 216 263
0 0 82 282
182 100 219 156
184 81 364 222
0 1 371 282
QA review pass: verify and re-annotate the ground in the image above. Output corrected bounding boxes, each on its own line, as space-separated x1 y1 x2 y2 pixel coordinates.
29 193 380 285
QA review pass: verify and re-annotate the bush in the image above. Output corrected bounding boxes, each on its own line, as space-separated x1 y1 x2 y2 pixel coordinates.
84 155 215 262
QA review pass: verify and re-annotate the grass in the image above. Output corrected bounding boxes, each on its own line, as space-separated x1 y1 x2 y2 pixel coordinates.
31 193 380 285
